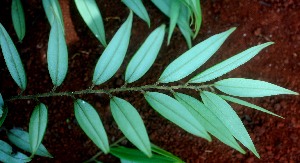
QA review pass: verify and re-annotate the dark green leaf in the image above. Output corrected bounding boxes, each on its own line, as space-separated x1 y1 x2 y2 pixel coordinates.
11 0 25 41
0 106 8 127
151 144 184 162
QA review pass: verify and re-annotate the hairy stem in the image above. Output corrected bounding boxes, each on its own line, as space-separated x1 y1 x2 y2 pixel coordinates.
7 84 211 101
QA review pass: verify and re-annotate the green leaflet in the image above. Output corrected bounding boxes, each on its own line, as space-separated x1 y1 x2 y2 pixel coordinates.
74 99 109 154
200 91 260 158
219 95 283 118
110 97 152 157
214 78 298 97
0 93 3 107
151 144 184 162
42 0 64 30
178 23 192 49
125 24 165 83
174 93 245 154
47 13 68 86
110 146 175 163
167 0 180 45
188 0 202 38
189 42 274 83
7 129 52 158
0 23 27 90
122 0 150 27
11 0 25 42
144 92 211 141
159 28 235 83
75 0 107 46
0 140 30 163
0 106 8 127
29 103 48 156
93 11 133 85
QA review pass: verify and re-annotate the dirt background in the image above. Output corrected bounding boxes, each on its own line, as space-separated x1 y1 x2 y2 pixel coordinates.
0 0 299 162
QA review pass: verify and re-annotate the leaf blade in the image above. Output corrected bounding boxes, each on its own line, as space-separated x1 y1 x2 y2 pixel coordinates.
125 24 165 83
11 0 26 42
75 0 107 46
0 23 27 90
144 92 211 141
214 78 298 97
93 11 133 85
122 0 150 27
167 0 180 45
42 0 64 29
74 99 109 153
0 140 30 163
110 97 152 157
159 28 236 83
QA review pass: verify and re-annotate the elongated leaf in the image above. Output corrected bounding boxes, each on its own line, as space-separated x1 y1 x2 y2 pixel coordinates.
110 146 174 163
0 94 3 119
144 92 211 141
7 129 52 157
74 99 109 153
0 94 3 107
174 93 245 154
29 103 48 156
75 0 107 46
214 78 298 97
122 0 150 27
219 95 283 118
159 28 236 83
167 0 180 45
93 11 133 85
125 24 165 83
189 42 274 83
151 144 184 162
47 13 68 86
200 91 259 158
11 0 25 42
178 23 192 48
42 0 64 29
189 0 202 38
0 23 27 90
110 97 151 157
0 106 8 127
0 140 30 163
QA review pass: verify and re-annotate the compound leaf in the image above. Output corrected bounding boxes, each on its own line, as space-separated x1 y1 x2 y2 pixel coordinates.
159 28 236 83
42 0 64 30
7 129 52 157
29 103 48 156
189 42 274 83
47 13 68 86
0 140 30 163
144 92 211 141
200 91 259 158
93 11 133 85
219 95 283 118
0 23 27 90
214 78 298 97
125 24 165 83
74 99 109 154
122 0 150 27
110 146 174 163
75 0 107 46
11 0 25 42
174 93 245 154
110 97 151 157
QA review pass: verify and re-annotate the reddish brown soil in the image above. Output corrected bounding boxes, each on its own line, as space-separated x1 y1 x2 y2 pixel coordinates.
1 0 299 162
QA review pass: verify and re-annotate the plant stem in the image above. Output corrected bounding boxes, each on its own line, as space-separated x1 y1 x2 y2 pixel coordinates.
7 84 211 101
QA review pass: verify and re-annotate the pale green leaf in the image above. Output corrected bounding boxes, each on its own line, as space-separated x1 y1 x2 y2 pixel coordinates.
214 78 298 97
93 11 133 85
174 93 245 154
110 146 175 163
144 92 211 141
47 13 68 86
167 0 180 45
159 28 236 83
200 91 259 158
220 95 283 118
0 23 27 90
74 99 109 153
29 103 48 156
7 129 52 157
125 24 165 83
0 140 31 163
42 0 64 30
75 0 107 46
0 106 8 127
151 144 184 162
189 42 274 83
122 0 150 27
11 0 25 42
110 97 152 157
